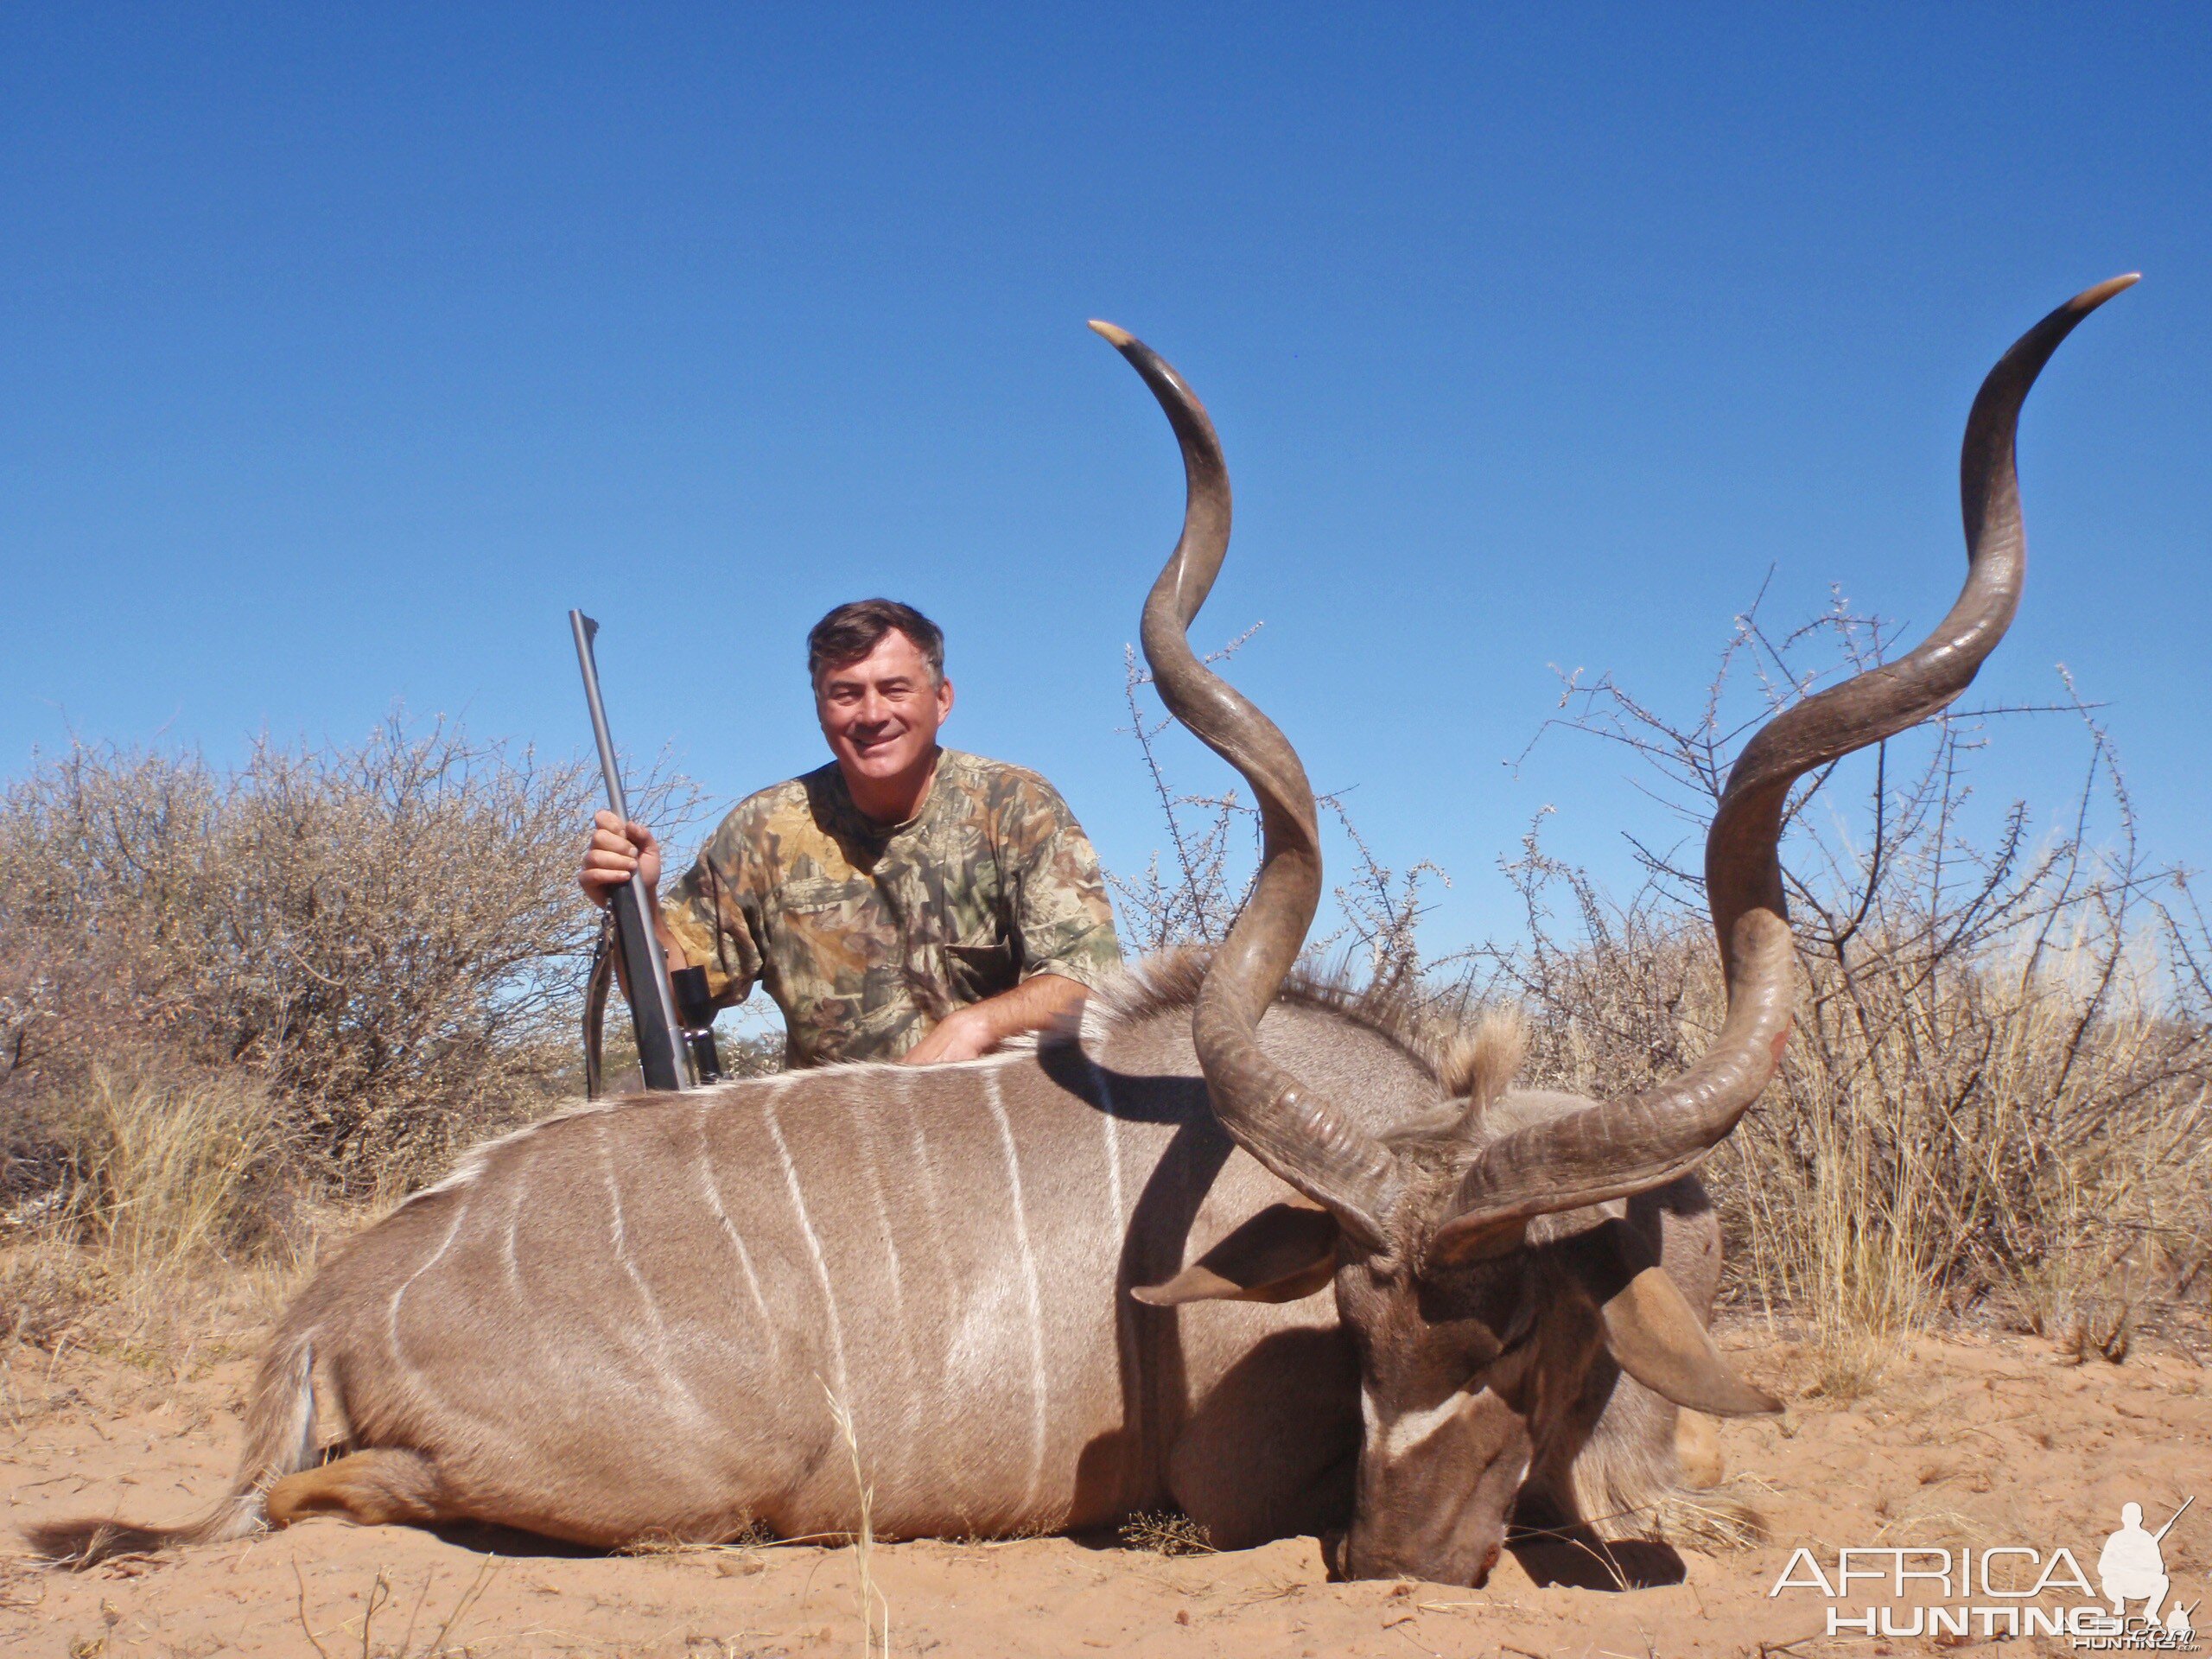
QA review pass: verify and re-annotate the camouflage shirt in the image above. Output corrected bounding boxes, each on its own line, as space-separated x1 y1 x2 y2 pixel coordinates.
662 749 1123 1069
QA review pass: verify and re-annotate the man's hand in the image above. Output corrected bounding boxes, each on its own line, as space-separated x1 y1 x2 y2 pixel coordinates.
898 1005 997 1066
580 810 662 908
898 974 1089 1066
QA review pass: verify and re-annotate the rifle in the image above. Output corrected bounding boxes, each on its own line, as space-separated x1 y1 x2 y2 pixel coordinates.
570 611 723 1095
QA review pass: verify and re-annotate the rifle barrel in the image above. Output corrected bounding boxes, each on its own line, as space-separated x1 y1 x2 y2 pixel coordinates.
570 610 690 1092
571 612 631 822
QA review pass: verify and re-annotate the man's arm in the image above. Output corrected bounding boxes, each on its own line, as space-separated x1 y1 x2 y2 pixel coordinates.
898 972 1089 1066
896 770 1122 1066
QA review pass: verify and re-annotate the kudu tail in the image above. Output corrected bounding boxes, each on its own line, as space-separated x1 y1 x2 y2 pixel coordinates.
24 1327 319 1567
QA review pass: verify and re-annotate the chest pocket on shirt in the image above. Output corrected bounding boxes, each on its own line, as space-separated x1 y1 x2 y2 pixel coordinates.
779 875 857 916
945 938 1019 1000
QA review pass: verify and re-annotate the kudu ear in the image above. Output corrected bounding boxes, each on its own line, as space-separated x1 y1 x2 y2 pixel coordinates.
1132 1204 1341 1306
1567 1219 1782 1418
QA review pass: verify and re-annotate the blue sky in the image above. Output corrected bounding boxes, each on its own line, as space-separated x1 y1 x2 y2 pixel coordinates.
3 4 2205 960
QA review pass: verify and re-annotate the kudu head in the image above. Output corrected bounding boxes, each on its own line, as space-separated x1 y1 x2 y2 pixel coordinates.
1090 276 2134 1585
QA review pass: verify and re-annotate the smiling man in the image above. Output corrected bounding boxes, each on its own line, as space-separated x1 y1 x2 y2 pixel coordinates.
579 599 1122 1069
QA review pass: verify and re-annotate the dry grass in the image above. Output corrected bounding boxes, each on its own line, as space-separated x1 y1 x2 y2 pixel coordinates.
1 1057 306 1359
1476 900 2209 1388
56 1064 287 1275
822 1383 891 1659
1733 935 2209 1375
1631 1474 1775 1554
291 1554 500 1659
0 1238 110 1351
1119 1510 1217 1556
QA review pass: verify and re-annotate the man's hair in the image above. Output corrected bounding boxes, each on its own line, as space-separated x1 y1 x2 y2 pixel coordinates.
807 599 946 688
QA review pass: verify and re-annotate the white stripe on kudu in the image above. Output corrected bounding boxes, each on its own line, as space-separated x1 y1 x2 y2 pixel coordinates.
499 1182 524 1301
386 1185 472 1401
899 1071 957 1325
893 1068 956 1497
595 1123 712 1427
764 1086 851 1404
846 1087 922 1471
984 1070 1049 1508
850 1090 906 1323
692 1099 779 1361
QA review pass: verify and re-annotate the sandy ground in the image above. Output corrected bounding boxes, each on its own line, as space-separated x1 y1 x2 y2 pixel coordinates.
5 1324 2210 1659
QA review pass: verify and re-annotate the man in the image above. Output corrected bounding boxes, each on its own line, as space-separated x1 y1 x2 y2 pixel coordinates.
579 599 1122 1068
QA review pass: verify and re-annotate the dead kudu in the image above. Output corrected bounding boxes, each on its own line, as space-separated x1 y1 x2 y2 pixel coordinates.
29 279 2133 1586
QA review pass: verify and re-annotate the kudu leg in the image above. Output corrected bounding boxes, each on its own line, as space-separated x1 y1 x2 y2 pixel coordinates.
1167 1326 1359 1550
266 1448 447 1531
1674 1412 1724 1490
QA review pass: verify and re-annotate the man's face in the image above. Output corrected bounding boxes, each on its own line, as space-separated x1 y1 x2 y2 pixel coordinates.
815 629 954 791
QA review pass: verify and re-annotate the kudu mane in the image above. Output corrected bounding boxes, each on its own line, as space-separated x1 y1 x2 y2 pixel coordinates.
1085 946 1525 1112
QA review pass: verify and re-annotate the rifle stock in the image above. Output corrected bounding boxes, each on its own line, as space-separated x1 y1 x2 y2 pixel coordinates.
570 610 691 1093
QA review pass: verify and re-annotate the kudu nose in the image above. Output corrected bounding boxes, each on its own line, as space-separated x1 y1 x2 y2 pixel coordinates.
1344 1528 1506 1587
